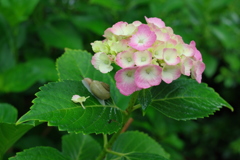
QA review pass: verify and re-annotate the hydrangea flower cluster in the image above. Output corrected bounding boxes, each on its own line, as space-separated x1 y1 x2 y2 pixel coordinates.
91 16 205 96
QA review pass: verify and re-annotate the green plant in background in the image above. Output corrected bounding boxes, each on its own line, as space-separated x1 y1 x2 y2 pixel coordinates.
0 0 239 160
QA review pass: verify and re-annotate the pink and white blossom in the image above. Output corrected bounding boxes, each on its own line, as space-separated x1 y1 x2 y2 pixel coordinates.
145 16 165 29
91 52 113 73
163 48 181 65
129 24 156 51
134 50 152 66
115 67 141 96
161 65 181 83
134 65 162 88
191 61 205 83
116 49 135 68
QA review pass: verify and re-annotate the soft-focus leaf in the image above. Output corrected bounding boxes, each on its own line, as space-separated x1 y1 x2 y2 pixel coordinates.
202 52 218 78
38 23 83 49
0 103 17 123
62 133 101 160
0 0 39 26
9 146 68 160
56 49 131 110
90 0 123 11
106 131 169 159
0 58 57 93
151 78 233 120
17 80 122 134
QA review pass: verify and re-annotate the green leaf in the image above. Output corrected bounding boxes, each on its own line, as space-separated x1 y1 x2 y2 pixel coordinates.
138 89 152 112
0 0 39 26
0 103 17 123
0 58 57 93
0 103 33 159
38 23 83 49
151 78 233 120
17 80 122 134
62 133 101 160
121 153 169 160
106 131 169 159
56 49 131 110
9 146 68 160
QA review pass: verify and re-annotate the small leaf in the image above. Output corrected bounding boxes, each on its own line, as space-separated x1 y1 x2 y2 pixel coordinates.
56 49 131 110
106 131 169 159
62 133 101 160
17 80 122 134
0 103 17 123
9 146 68 160
138 89 152 112
151 78 233 120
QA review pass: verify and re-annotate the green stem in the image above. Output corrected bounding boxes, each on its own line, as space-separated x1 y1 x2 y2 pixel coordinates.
96 91 139 160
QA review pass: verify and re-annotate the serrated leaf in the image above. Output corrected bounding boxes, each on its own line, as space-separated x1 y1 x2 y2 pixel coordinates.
0 103 17 123
62 133 101 160
17 80 122 134
151 78 233 120
56 49 131 110
138 89 152 112
106 131 169 159
9 146 68 160
0 58 57 93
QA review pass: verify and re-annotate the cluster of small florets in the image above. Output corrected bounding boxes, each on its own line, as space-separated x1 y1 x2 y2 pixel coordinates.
91 16 205 96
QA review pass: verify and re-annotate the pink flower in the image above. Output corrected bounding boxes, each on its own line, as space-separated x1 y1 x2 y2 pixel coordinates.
161 65 181 83
163 48 181 65
91 52 113 73
134 50 152 66
180 57 193 76
191 61 205 83
115 67 141 96
134 65 162 88
110 21 136 37
145 16 165 28
116 49 135 68
129 24 156 51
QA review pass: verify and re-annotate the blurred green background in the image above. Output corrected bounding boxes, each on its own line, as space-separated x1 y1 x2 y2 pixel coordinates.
0 0 239 159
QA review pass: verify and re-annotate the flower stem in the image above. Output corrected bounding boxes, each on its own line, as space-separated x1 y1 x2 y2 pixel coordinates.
96 91 139 160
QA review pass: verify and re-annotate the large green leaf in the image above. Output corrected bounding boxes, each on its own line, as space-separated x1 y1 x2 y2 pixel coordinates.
17 80 122 134
56 49 131 110
0 103 33 159
9 146 68 160
151 78 233 120
62 133 101 160
0 58 57 93
0 0 39 26
106 131 170 159
138 89 152 112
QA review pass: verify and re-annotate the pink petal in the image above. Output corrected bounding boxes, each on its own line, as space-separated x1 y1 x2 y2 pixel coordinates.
180 57 193 76
152 41 165 59
110 21 136 36
155 29 170 42
134 50 152 66
191 61 205 83
161 65 181 83
115 67 141 96
135 65 162 88
129 24 156 51
182 44 195 57
145 16 165 28
116 50 135 68
163 48 180 65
